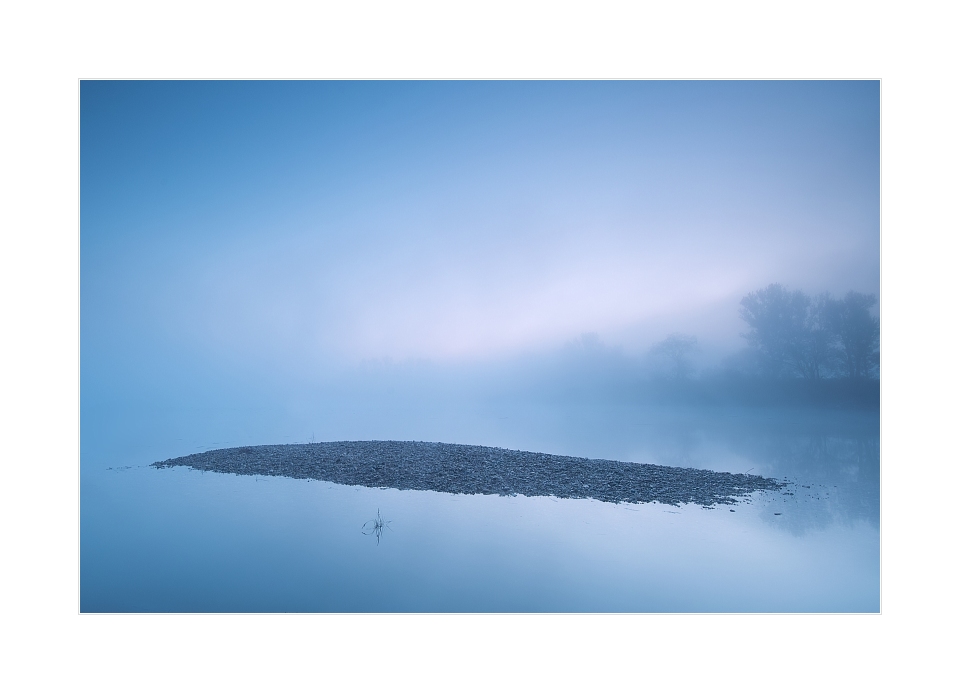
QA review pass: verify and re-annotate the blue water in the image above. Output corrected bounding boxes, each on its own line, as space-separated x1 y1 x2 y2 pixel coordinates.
80 400 879 612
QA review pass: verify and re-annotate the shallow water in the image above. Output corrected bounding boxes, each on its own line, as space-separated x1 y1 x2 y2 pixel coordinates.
80 400 879 612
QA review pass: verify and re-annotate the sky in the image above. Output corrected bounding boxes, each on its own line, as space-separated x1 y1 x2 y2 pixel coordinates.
81 80 879 401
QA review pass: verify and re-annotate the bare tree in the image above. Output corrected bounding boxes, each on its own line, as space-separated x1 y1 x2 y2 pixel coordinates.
803 292 839 380
739 284 811 378
738 284 879 381
827 292 880 379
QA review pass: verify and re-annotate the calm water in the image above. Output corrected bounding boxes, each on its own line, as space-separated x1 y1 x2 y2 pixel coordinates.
80 399 879 612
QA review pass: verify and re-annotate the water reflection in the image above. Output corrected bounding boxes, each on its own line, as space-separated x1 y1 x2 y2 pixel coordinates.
634 409 880 533
469 403 881 540
362 509 391 545
81 400 879 611
732 431 879 534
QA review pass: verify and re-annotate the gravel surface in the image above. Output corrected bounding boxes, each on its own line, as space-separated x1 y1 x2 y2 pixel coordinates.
152 440 785 507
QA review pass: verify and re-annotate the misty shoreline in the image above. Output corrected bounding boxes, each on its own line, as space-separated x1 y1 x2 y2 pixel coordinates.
633 376 880 408
152 441 786 508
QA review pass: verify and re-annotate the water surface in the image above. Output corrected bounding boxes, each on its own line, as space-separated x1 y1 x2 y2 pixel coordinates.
81 401 879 612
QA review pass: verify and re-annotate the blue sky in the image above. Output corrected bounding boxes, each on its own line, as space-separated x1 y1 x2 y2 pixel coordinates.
82 81 879 386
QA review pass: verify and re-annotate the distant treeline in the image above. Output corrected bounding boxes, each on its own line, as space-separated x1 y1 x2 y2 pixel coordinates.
639 284 880 408
738 284 879 380
650 284 880 382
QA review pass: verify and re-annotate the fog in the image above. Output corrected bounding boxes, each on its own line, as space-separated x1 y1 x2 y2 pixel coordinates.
81 81 879 454
80 81 881 614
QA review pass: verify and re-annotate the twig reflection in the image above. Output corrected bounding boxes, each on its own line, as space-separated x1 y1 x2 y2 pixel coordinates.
362 509 391 545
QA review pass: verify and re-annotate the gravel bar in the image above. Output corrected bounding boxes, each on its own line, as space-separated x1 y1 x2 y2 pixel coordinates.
152 441 785 507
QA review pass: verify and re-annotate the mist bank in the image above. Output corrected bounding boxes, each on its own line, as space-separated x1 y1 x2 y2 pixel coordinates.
81 331 879 424
313 280 881 410
400 336 881 411
667 374 879 408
